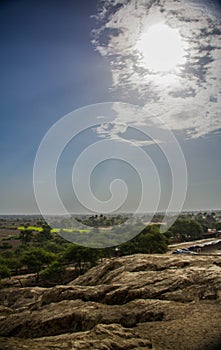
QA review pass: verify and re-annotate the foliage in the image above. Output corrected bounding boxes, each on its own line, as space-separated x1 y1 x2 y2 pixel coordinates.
1 212 217 287
21 247 55 282
62 244 100 273
19 229 33 245
0 264 11 280
3 256 22 273
40 261 65 284
34 225 53 242
170 219 203 241
37 241 66 254
0 255 6 266
76 214 128 227
215 222 221 231
120 225 168 255
195 212 216 230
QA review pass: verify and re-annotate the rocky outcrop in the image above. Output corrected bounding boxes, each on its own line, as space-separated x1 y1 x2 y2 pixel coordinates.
1 254 221 349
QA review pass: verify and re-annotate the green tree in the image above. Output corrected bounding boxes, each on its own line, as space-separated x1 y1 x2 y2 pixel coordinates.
215 222 221 231
40 261 65 285
0 264 11 281
138 228 168 254
19 229 33 245
62 244 99 274
120 240 138 255
120 225 168 255
170 219 203 242
34 224 52 242
39 241 66 254
4 257 22 275
21 247 55 283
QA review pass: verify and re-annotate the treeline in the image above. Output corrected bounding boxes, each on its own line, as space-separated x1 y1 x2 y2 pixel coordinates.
0 215 218 286
0 224 169 286
76 214 128 227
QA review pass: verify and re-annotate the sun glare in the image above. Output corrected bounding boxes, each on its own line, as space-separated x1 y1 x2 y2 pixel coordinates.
137 23 187 73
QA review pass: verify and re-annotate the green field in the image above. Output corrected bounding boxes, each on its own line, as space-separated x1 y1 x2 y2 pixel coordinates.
17 226 91 234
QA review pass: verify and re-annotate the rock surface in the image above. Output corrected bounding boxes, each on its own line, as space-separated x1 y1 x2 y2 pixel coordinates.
0 254 221 349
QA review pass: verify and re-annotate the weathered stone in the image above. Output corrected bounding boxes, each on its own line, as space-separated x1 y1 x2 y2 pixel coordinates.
0 254 221 350
0 324 152 349
0 287 46 310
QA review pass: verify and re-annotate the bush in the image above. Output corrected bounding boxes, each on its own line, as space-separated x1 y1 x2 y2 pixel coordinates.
62 244 100 273
170 219 203 241
21 247 56 283
0 264 11 280
120 225 168 255
40 261 65 284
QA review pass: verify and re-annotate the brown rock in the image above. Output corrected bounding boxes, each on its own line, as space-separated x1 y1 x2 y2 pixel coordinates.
0 254 221 349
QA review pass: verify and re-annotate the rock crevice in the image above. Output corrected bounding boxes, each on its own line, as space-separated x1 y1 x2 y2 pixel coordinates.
0 254 221 350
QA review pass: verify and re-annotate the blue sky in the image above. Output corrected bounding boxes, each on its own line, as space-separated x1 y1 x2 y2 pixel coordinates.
0 0 221 214
0 0 110 213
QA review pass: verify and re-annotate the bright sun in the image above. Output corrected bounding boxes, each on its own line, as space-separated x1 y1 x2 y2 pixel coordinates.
137 23 187 73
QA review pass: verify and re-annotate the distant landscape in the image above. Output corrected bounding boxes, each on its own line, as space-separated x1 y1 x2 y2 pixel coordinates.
0 210 221 287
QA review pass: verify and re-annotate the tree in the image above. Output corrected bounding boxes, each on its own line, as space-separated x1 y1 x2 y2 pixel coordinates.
215 222 221 231
21 247 55 283
0 264 11 281
40 261 65 285
138 228 168 254
5 257 22 275
170 219 203 242
34 224 52 242
120 240 138 255
188 220 203 239
19 229 33 245
120 225 168 255
40 241 66 254
62 244 99 274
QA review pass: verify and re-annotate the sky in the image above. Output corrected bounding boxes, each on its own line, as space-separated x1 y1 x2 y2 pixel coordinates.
0 0 221 215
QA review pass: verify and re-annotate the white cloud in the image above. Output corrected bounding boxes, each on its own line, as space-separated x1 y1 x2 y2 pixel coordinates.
128 139 158 146
92 0 221 137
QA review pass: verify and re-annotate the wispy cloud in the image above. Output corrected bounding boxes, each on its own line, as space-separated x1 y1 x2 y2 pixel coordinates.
92 0 221 137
